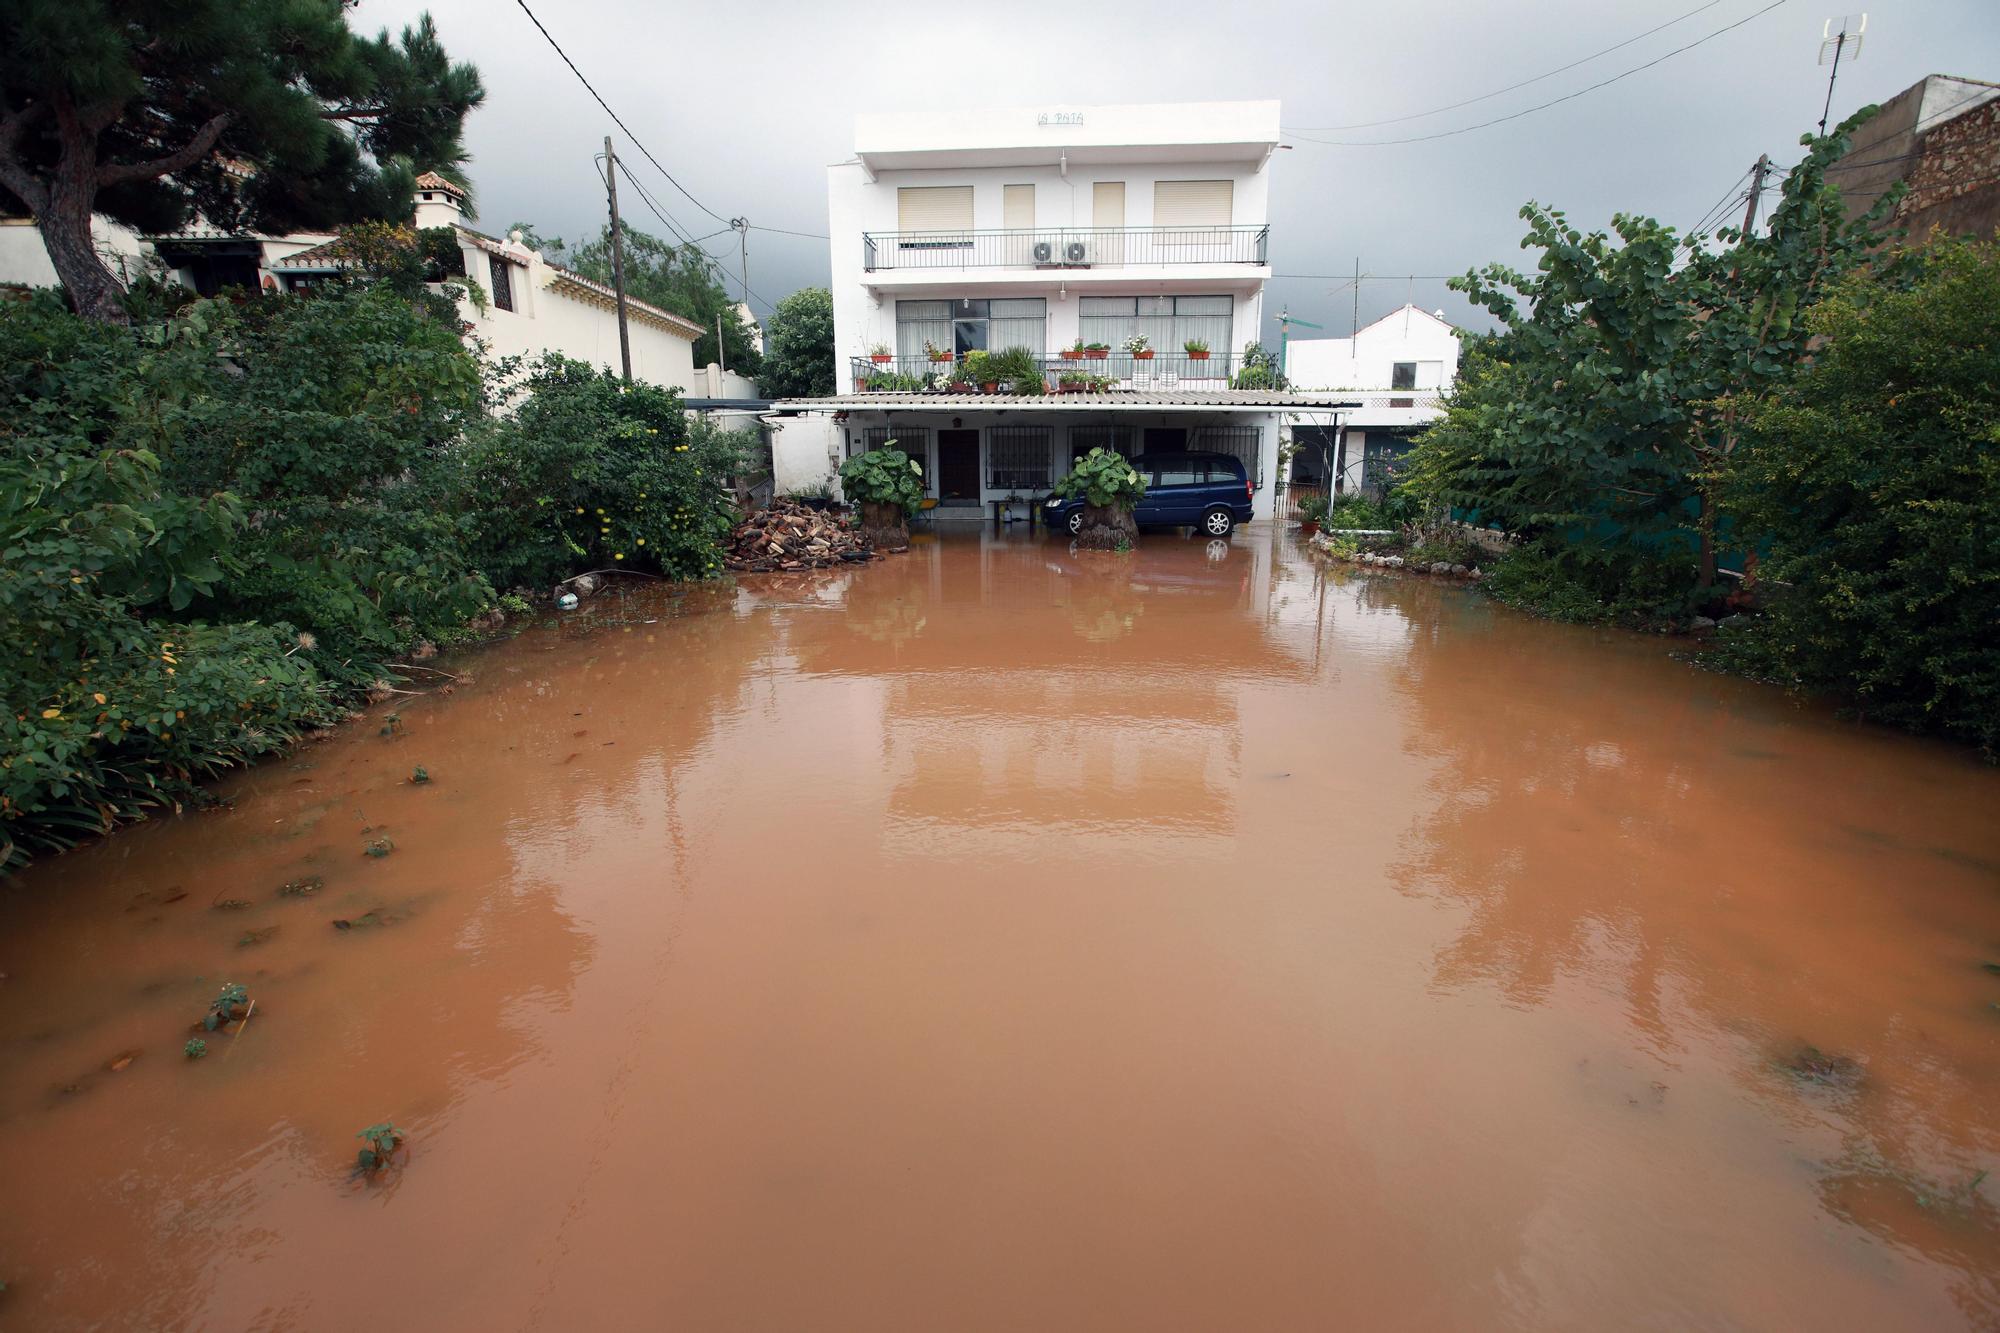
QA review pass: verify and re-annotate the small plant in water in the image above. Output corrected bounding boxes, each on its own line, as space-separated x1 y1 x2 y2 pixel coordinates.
364 837 394 858
355 1121 405 1173
379 712 403 738
184 1038 208 1060
203 982 248 1031
409 765 430 785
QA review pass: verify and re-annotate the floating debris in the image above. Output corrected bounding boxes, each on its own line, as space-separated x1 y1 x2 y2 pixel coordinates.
1778 1045 1864 1090
276 876 324 898
723 499 876 573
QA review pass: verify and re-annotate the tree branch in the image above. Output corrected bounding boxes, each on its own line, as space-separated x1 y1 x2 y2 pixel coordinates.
319 105 388 123
96 112 231 188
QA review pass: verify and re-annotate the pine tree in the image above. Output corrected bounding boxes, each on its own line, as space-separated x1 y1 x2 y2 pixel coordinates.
0 1 483 321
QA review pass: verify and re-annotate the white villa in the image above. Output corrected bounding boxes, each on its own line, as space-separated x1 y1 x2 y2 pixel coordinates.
1283 305 1462 497
0 173 718 397
769 100 1355 519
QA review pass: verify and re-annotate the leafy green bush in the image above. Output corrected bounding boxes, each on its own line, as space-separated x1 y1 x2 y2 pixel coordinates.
1481 540 1699 627
1724 239 2000 753
1326 494 1392 529
1297 494 1331 526
1056 448 1148 508
839 445 926 515
1230 341 1285 390
453 355 737 590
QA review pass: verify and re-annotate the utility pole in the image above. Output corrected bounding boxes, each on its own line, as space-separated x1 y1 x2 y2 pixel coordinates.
1350 256 1360 341
1739 153 1772 239
603 135 633 384
730 216 751 307
716 312 727 373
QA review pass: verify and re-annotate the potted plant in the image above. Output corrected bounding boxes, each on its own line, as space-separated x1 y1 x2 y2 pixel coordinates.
839 441 926 551
1054 446 1147 550
1057 371 1090 394
960 349 995 393
991 346 1044 396
1060 339 1086 362
1124 333 1153 360
1297 493 1330 535
1184 337 1210 360
925 339 953 364
1083 341 1110 360
869 342 894 364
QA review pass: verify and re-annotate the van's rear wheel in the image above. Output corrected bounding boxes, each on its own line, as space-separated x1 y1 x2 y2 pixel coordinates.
1202 507 1236 538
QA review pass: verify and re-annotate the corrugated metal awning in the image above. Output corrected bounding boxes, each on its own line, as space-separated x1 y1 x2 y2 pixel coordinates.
768 392 1359 414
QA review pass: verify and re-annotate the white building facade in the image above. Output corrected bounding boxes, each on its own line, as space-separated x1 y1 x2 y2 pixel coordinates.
773 101 1347 522
1284 305 1462 496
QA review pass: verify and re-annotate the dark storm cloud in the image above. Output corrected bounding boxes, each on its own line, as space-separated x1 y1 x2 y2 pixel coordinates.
356 0 2000 337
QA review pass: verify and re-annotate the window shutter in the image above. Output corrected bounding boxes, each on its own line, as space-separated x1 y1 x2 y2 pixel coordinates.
1003 184 1034 230
1092 181 1125 228
1152 179 1233 227
897 186 973 232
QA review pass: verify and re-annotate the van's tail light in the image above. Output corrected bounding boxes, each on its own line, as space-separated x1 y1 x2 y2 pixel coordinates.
1246 477 1254 503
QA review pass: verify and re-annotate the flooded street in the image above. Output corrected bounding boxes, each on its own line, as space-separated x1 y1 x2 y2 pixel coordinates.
3 526 1997 1331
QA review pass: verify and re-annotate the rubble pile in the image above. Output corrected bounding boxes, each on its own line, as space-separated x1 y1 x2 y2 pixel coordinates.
723 500 876 572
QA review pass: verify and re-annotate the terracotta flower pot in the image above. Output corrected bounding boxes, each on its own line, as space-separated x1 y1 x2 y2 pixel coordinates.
1060 349 1083 361
1186 349 1210 360
980 381 998 394
870 354 893 364
1084 349 1108 360
1132 349 1154 360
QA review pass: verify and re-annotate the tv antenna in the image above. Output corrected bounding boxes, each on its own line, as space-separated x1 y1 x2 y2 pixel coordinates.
1817 14 1866 136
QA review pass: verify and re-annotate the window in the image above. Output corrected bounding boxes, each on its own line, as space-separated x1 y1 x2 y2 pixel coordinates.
1153 179 1233 227
1152 462 1201 487
860 426 929 481
1197 426 1262 487
1079 295 1232 356
988 427 1052 491
1390 362 1417 390
898 297 1046 360
486 253 512 310
1003 184 1034 229
1070 424 1134 462
896 186 973 232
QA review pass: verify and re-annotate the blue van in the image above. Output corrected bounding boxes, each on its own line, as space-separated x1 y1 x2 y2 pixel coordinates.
1044 451 1254 538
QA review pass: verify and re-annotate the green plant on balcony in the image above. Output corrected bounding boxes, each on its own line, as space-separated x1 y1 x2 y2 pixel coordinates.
863 371 924 392
990 346 1044 395
924 339 953 363
1184 337 1210 359
960 349 996 390
1123 333 1152 358
1230 340 1286 390
1084 341 1110 359
1062 339 1087 361
868 342 893 363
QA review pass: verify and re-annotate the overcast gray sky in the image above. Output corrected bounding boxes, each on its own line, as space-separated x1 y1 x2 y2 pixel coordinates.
354 0 1999 339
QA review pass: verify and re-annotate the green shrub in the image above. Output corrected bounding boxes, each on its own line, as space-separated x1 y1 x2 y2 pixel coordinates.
1481 539 1698 626
1055 448 1148 508
839 444 926 515
453 355 737 590
1724 239 2000 753
1297 494 1331 525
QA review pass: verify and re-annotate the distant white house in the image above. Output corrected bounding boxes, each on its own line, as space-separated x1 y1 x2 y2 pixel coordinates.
1284 305 1462 496
0 172 709 395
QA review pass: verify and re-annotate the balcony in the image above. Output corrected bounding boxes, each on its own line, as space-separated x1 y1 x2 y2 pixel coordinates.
861 225 1269 274
846 351 1272 395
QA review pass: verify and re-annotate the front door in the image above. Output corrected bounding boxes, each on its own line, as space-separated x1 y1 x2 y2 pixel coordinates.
937 429 980 505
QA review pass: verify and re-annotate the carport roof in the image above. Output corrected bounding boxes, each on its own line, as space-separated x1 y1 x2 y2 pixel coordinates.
768 391 1359 414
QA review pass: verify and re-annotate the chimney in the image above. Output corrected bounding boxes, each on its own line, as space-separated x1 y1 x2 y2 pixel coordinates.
412 171 467 230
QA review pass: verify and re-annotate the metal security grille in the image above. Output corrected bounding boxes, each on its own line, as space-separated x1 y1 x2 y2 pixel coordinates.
988 427 1052 491
489 255 514 311
1196 426 1261 486
861 425 928 460
1069 425 1135 460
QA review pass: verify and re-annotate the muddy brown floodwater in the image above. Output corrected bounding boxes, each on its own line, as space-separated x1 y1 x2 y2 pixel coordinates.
2 528 1998 1330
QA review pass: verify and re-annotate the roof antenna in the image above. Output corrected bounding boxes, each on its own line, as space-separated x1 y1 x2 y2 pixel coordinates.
1817 14 1866 136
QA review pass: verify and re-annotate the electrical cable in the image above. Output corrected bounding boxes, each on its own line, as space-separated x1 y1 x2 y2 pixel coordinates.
1282 0 1790 148
1289 0 1725 132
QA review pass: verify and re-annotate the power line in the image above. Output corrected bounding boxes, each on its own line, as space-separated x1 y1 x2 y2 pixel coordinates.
1289 0 1725 132
510 0 733 226
1283 0 1790 148
749 223 831 241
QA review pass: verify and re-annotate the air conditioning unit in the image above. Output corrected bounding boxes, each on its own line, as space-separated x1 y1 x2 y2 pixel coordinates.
1065 240 1089 264
1032 240 1054 263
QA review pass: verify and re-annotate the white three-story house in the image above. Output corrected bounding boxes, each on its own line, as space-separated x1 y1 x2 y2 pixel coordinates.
769 101 1353 522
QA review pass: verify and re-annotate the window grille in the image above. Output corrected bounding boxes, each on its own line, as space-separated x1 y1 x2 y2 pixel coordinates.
489 255 514 311
988 427 1052 491
1197 426 1262 486
1069 425 1135 461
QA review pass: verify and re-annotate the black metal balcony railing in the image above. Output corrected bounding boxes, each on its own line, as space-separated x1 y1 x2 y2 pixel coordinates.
847 352 1267 394
861 225 1269 272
